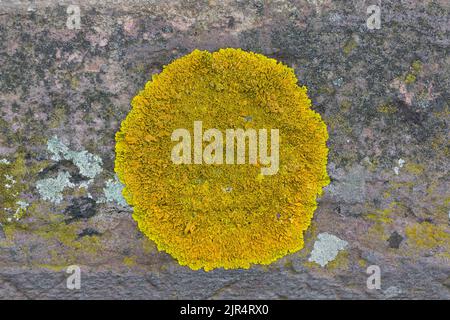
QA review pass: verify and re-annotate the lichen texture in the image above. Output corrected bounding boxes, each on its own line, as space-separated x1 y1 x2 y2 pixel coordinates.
308 232 348 267
115 48 329 271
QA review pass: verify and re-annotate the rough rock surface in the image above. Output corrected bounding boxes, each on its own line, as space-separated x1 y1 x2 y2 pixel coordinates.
0 0 449 299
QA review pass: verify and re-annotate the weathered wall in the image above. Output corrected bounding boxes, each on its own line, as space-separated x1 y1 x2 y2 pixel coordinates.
0 0 449 299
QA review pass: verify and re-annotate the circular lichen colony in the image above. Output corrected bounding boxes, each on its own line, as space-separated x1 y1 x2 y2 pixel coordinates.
115 48 329 271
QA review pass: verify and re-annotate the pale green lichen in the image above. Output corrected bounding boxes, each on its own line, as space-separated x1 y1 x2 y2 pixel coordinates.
47 136 103 180
12 200 29 221
97 176 128 206
308 233 348 267
36 171 74 204
393 158 405 175
0 154 28 224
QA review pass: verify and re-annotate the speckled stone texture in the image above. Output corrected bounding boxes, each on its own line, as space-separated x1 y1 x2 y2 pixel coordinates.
0 0 449 299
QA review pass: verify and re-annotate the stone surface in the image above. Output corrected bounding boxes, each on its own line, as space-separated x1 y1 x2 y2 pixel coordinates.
0 0 449 299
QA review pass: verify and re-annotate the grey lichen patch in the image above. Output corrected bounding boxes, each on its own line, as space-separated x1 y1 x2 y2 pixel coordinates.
97 176 128 207
308 233 348 267
4 174 15 189
393 158 405 175
384 286 402 299
36 171 74 204
47 136 103 180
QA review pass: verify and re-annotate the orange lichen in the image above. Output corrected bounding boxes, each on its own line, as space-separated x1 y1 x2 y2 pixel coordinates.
115 48 329 271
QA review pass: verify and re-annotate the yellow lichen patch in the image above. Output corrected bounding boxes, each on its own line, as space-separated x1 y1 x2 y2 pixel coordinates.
404 60 422 85
364 202 403 245
366 208 393 225
123 256 137 267
357 258 367 268
115 48 329 271
343 38 358 56
405 222 450 252
22 208 104 268
377 103 398 114
403 162 425 175
404 74 416 85
411 60 423 74
340 100 352 112
326 250 349 271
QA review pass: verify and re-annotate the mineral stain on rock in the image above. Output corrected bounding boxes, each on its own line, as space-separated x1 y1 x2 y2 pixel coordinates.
64 197 97 223
387 231 403 249
77 228 102 239
37 160 88 184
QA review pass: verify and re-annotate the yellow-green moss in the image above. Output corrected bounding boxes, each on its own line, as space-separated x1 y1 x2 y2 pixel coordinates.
115 48 329 271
